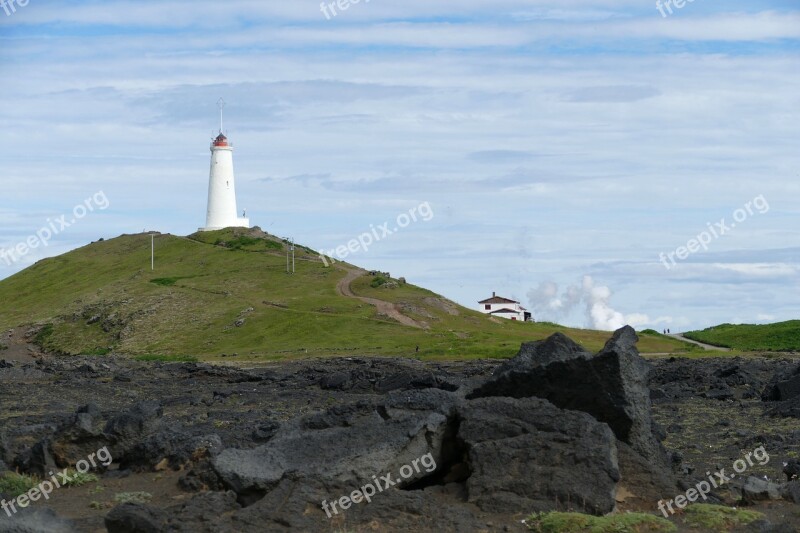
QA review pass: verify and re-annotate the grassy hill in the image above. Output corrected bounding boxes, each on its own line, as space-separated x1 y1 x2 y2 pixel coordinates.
684 321 800 352
0 228 694 361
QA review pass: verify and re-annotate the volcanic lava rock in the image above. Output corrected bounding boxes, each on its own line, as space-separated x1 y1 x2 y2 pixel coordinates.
13 330 781 532
16 438 59 477
784 459 800 481
119 431 223 472
459 396 620 515
763 365 800 402
469 326 662 460
782 480 800 505
741 476 783 503
104 503 168 533
50 404 108 467
204 386 625 530
212 390 455 504
104 401 164 457
765 395 800 419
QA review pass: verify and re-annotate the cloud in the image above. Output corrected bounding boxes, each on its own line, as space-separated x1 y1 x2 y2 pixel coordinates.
467 150 543 164
563 85 661 103
512 8 630 22
258 173 332 185
713 263 797 277
0 0 797 333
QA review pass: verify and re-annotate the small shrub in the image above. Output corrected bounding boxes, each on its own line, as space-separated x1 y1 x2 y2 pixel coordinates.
216 235 282 251
114 491 152 504
223 236 260 250
62 469 99 487
371 275 389 288
150 277 179 287
0 473 39 497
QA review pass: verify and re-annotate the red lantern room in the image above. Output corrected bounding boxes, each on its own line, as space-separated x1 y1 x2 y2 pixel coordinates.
213 133 229 147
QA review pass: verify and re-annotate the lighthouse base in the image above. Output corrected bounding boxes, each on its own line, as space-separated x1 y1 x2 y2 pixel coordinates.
199 217 251 232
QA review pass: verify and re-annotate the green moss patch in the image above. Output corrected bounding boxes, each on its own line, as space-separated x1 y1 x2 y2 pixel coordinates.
682 504 763 532
524 511 676 533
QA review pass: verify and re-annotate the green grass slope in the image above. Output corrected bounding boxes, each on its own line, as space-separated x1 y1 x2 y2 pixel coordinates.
685 321 800 352
0 229 693 360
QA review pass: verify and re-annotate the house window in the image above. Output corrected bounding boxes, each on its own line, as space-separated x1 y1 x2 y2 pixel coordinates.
484 304 491 310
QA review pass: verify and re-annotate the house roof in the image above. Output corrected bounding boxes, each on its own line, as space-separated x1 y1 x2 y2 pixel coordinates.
489 308 520 314
478 295 519 304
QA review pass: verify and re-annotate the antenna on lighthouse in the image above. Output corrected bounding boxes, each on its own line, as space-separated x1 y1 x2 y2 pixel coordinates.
217 97 226 134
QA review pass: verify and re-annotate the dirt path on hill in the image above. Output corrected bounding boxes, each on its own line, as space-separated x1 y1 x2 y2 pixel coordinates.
335 267 423 329
668 333 731 351
1 328 44 363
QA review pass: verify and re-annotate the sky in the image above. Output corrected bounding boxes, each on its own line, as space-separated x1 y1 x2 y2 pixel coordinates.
0 0 798 332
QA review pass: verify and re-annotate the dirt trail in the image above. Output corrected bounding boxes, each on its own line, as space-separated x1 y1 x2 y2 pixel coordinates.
668 333 731 352
335 267 423 329
1 329 43 363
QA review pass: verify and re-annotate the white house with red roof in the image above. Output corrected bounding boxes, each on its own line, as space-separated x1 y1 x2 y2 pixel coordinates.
478 292 532 322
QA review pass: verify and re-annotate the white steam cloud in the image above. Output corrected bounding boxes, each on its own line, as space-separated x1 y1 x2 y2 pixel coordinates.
527 275 653 331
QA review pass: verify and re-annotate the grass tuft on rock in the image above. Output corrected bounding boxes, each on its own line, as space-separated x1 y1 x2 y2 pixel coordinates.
114 491 153 504
370 275 390 288
682 503 764 532
61 469 99 487
524 511 676 533
0 472 39 497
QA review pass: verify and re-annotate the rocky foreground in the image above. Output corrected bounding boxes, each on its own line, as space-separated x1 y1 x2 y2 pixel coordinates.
0 327 799 532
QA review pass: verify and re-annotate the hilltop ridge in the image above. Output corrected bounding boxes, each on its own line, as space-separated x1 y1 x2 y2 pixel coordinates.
0 228 691 360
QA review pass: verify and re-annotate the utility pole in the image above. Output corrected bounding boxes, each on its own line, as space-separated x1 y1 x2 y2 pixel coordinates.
151 233 155 271
286 238 295 274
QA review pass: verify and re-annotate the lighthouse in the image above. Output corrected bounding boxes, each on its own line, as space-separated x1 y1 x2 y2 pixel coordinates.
201 99 250 231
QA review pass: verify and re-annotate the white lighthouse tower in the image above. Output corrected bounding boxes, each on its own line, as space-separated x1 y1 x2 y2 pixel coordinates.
201 99 250 231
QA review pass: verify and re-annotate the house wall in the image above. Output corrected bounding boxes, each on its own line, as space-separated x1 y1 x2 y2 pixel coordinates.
481 302 523 313
478 299 531 321
491 310 523 321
